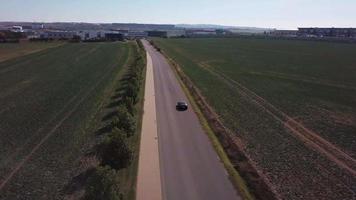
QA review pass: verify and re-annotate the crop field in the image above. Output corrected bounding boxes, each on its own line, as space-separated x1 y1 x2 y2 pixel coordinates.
154 38 356 200
0 41 133 199
0 41 64 62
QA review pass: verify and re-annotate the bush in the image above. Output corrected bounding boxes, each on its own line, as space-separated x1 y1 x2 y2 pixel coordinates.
111 113 136 136
101 130 133 169
122 96 136 115
116 104 129 119
125 82 139 103
85 166 122 200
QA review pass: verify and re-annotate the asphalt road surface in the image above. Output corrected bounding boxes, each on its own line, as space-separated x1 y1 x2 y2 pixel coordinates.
142 40 241 200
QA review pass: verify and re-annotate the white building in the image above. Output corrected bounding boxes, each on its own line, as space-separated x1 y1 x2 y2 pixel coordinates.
76 30 122 40
32 23 44 30
11 26 24 33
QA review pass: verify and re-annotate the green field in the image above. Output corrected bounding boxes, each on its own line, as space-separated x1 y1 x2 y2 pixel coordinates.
0 42 136 199
154 38 356 200
0 41 64 62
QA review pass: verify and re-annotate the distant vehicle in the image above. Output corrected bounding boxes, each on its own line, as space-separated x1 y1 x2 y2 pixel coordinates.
176 101 188 111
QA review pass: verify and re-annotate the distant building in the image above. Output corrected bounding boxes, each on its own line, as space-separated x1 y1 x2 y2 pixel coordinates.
77 30 106 40
127 30 148 38
147 30 168 38
166 30 186 38
105 33 124 41
11 26 24 33
186 29 217 36
32 23 44 30
147 30 186 38
298 28 356 38
117 29 129 37
270 30 298 37
40 30 76 40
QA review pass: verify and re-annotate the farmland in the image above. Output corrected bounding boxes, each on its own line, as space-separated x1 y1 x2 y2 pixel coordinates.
0 41 140 199
153 38 356 200
0 42 64 62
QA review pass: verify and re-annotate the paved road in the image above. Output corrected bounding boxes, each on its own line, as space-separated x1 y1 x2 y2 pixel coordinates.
142 40 241 200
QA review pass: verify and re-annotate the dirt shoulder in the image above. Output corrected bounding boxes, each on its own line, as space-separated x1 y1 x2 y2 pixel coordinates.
136 46 162 200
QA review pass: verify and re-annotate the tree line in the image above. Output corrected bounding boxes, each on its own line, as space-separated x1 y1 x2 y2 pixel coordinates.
85 40 146 200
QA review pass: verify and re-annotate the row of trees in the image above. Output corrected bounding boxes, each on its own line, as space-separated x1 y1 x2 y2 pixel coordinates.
85 40 146 200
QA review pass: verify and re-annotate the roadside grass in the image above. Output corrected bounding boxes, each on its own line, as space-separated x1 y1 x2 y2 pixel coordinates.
152 38 356 200
0 41 64 62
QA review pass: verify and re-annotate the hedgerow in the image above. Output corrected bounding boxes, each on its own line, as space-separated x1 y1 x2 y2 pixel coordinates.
85 40 146 198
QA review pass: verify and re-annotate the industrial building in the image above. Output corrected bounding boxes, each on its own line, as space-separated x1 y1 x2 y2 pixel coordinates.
40 30 76 40
270 30 298 37
105 33 124 41
298 28 356 38
186 29 217 36
127 30 148 38
77 30 105 40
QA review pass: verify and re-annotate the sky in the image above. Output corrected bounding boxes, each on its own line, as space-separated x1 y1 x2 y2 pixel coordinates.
0 0 355 29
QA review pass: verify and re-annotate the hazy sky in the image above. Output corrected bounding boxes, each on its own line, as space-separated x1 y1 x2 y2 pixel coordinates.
1 0 355 29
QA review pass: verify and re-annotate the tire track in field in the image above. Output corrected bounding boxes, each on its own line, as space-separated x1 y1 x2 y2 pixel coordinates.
0 51 124 191
200 64 356 177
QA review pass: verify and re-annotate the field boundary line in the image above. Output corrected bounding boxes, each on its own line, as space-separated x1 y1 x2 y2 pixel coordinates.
201 65 356 176
0 47 125 191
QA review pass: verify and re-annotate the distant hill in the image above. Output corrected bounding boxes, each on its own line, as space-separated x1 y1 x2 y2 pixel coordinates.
0 21 273 33
175 24 237 29
176 23 272 30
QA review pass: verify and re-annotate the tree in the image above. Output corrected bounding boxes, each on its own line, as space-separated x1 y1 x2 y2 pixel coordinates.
101 131 132 170
110 111 136 136
125 82 139 103
116 104 129 119
122 96 136 115
122 113 136 136
85 166 122 200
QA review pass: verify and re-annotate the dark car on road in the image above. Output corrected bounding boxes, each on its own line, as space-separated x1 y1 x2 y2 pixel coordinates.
176 101 188 111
